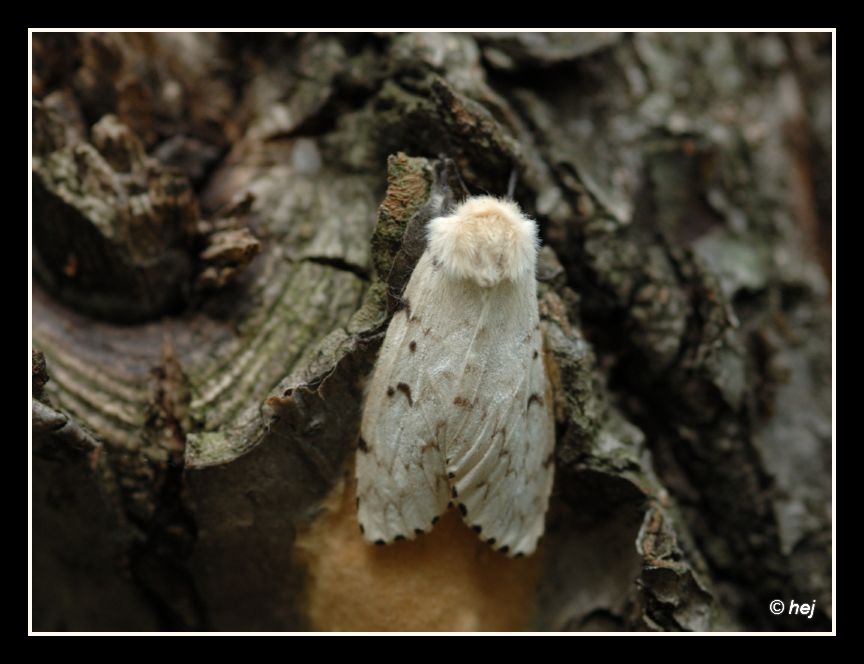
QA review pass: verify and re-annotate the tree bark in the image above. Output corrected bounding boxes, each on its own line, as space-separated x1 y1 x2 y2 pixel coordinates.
32 32 832 632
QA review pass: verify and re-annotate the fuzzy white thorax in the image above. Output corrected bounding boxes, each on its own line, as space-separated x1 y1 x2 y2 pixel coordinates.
427 196 538 288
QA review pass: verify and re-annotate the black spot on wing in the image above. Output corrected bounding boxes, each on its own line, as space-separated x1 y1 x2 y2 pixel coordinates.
409 341 417 352
396 382 413 406
527 393 544 409
387 386 395 397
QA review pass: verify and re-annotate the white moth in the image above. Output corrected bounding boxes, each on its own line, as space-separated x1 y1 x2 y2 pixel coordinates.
357 196 555 557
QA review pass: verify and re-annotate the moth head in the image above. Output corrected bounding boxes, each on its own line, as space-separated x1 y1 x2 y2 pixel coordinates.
427 196 538 288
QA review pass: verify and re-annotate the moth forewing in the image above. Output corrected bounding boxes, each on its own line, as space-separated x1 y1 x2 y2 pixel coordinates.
356 196 555 557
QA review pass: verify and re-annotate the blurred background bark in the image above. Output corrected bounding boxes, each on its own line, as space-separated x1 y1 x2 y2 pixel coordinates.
31 32 832 631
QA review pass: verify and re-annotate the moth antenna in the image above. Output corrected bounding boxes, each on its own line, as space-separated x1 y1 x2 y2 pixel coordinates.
437 152 469 201
506 166 519 200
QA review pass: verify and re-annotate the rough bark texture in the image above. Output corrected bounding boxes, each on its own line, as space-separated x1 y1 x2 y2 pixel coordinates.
32 32 832 632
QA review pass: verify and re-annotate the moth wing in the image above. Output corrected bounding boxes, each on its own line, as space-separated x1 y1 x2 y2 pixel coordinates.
445 277 555 557
356 253 453 543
